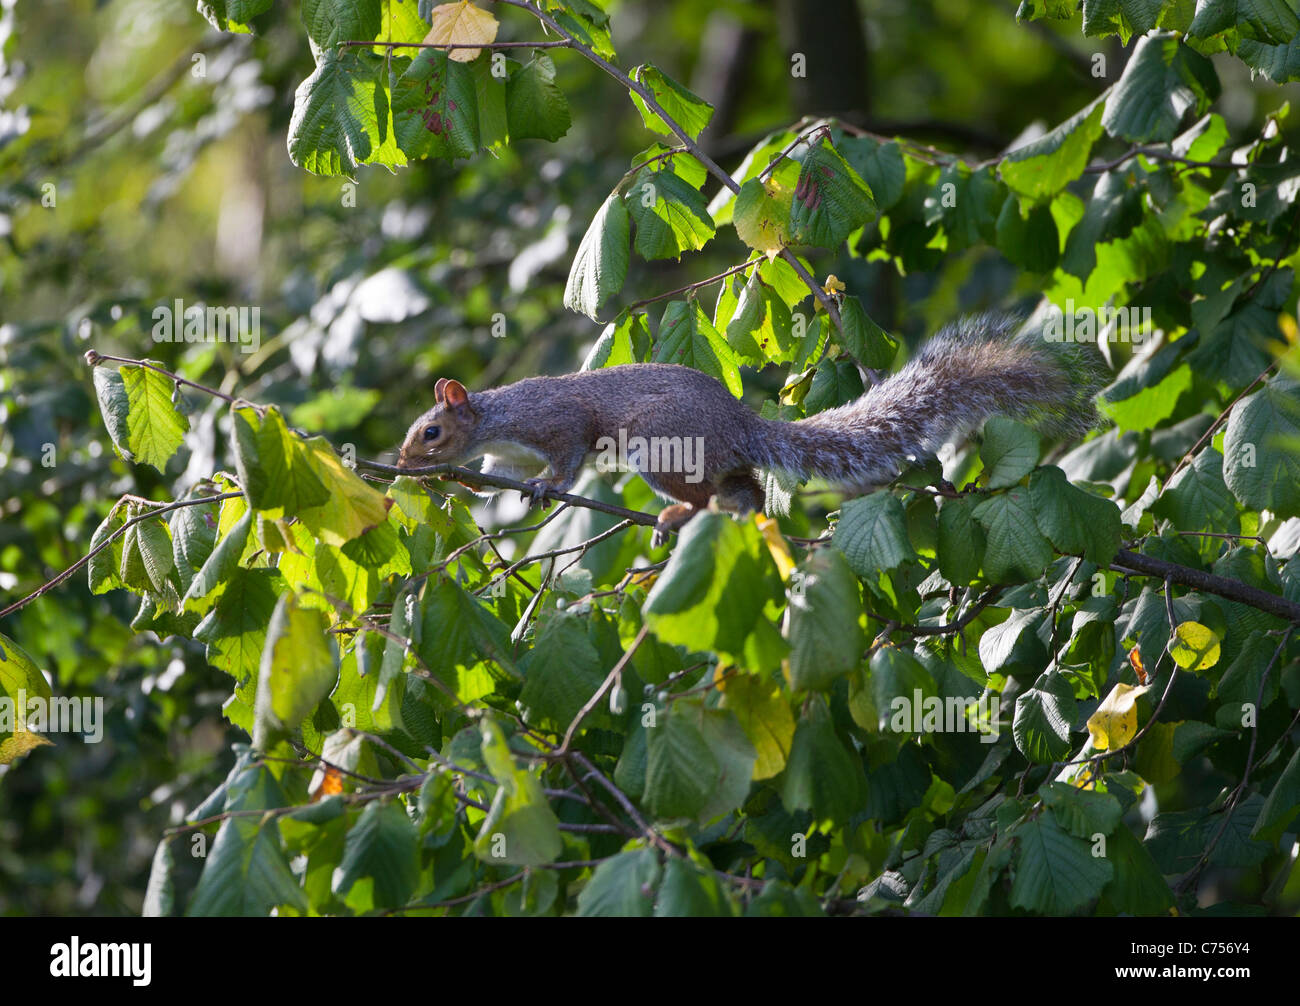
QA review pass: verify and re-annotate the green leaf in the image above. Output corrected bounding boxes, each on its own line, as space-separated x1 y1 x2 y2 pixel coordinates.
1016 0 1079 20
506 55 571 141
1102 824 1175 915
833 491 917 577
197 0 271 33
564 192 630 320
1010 813 1113 914
1001 97 1106 201
870 645 937 731
233 405 332 519
120 364 189 473
626 168 716 260
418 577 519 701
289 49 393 176
0 632 51 706
184 510 253 609
837 296 897 369
585 310 651 369
1013 670 1078 762
972 489 1056 582
1040 782 1123 838
839 136 906 211
1101 33 1220 143
332 800 420 910
629 65 713 141
981 416 1041 489
539 0 616 58
91 365 131 463
645 706 720 819
187 817 306 916
474 716 563 865
681 702 757 822
392 48 479 163
1082 0 1165 42
295 435 395 545
785 548 864 692
1235 36 1300 83
301 0 381 49
1188 0 1300 43
995 193 1059 272
979 607 1044 671
1223 379 1300 518
787 140 876 248
1252 746 1300 842
0 631 53 758
779 696 868 826
518 611 606 729
88 506 128 594
1151 447 1239 535
937 495 986 585
1060 170 1145 280
142 839 176 917
252 593 338 748
1028 466 1122 563
805 358 864 413
193 568 282 686
923 164 1002 251
577 847 661 916
653 300 742 397
654 856 734 916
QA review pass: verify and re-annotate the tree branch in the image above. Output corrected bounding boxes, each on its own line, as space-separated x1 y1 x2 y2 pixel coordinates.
357 459 659 528
0 492 240 622
1109 548 1300 624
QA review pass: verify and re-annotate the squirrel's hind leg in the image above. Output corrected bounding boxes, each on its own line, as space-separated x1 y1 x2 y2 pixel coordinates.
643 469 765 548
714 471 765 518
638 469 714 548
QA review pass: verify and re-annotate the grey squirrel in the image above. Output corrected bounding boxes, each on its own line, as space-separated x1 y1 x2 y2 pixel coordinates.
397 314 1105 545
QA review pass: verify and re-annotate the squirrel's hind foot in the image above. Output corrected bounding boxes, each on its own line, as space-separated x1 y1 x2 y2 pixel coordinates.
652 502 700 548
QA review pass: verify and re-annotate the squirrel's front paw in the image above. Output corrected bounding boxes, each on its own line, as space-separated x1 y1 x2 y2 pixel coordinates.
521 477 555 507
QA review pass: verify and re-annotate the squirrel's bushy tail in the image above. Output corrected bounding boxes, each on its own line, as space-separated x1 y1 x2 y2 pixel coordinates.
754 313 1106 494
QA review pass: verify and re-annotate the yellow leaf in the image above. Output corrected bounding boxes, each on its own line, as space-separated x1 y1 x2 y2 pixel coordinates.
779 368 814 407
734 177 792 259
297 436 393 546
425 1 499 62
756 515 795 580
1167 620 1220 672
719 671 794 780
0 730 53 766
1279 312 1297 345
823 274 846 295
1086 682 1151 751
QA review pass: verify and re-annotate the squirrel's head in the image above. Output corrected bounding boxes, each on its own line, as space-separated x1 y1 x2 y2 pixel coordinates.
397 378 479 469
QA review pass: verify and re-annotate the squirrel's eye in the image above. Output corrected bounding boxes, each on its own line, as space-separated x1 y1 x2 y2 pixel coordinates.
423 425 440 442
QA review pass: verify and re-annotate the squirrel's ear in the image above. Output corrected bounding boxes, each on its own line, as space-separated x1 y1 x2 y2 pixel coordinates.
443 379 472 417
434 378 449 403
